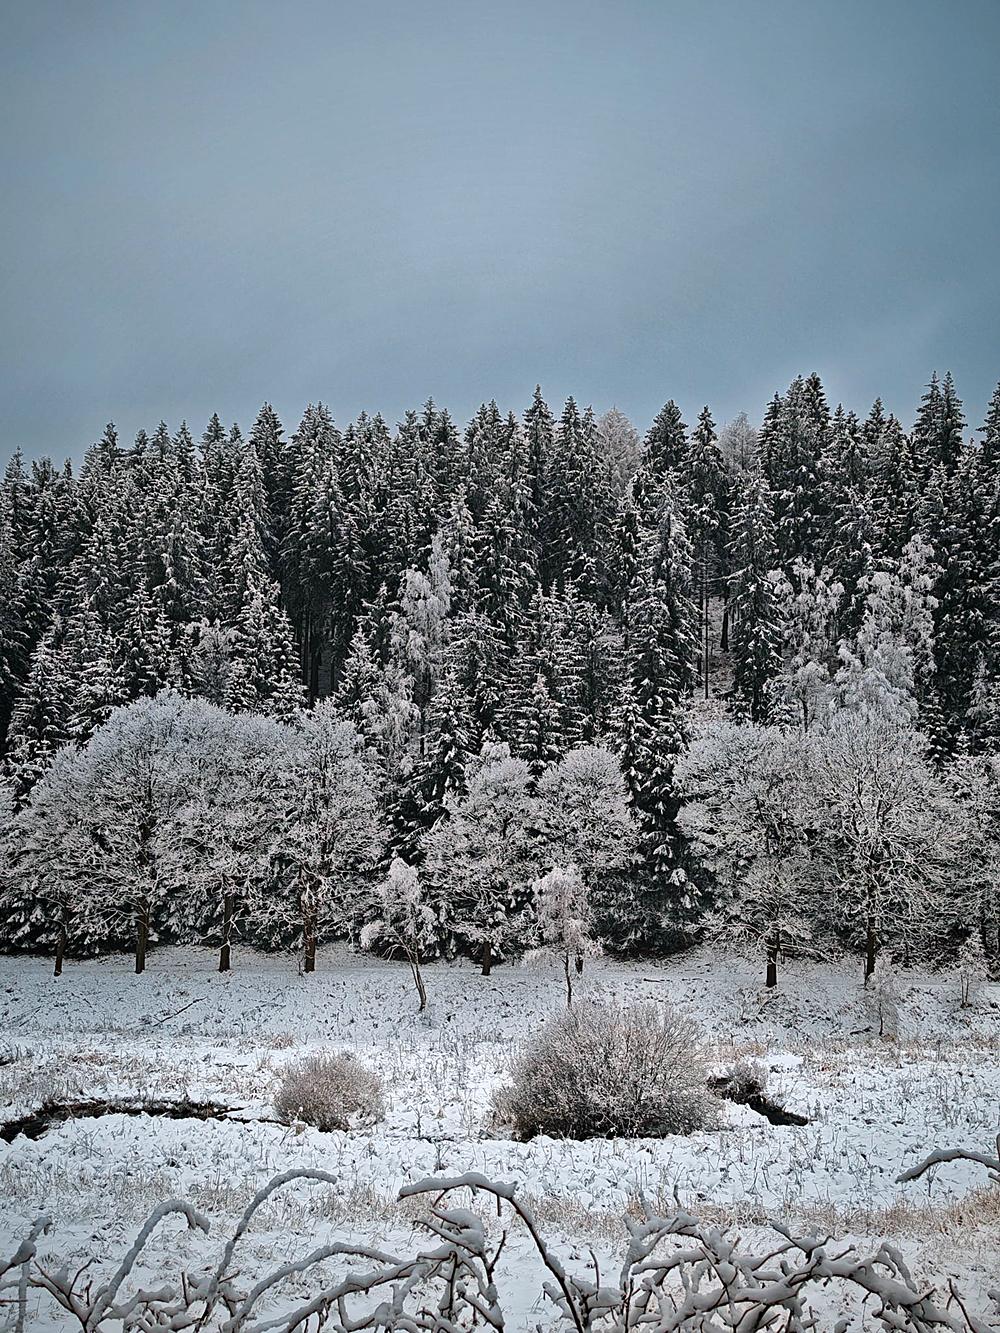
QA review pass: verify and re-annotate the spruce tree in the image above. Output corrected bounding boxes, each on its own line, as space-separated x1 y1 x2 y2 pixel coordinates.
634 400 688 508
760 375 827 566
680 406 729 696
4 628 75 806
729 471 783 722
618 502 699 949
522 384 554 550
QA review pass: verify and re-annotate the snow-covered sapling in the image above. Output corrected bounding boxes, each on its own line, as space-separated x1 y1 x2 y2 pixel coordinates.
866 954 901 1040
360 858 436 1012
533 864 599 1005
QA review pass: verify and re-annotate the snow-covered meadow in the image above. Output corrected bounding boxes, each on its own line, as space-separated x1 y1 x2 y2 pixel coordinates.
1 946 999 1328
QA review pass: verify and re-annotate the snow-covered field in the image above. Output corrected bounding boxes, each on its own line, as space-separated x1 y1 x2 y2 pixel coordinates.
2 946 999 1328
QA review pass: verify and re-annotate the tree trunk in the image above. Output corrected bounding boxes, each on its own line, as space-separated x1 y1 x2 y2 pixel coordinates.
309 645 320 705
53 921 66 978
765 925 780 989
703 613 710 699
411 959 428 1012
481 940 493 977
219 888 234 973
303 906 317 974
865 921 878 984
702 582 711 700
564 952 573 1007
721 601 730 653
135 902 149 975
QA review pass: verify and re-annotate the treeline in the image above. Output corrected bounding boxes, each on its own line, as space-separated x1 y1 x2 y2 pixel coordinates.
0 693 635 978
1 373 1000 970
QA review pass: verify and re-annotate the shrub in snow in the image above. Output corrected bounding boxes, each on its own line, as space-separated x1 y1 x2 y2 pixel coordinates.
494 1000 718 1140
274 1051 384 1131
715 1055 769 1103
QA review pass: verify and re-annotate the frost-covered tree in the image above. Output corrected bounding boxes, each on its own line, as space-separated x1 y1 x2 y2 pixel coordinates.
597 407 641 497
534 746 637 945
834 535 937 724
718 411 758 477
8 693 226 972
677 720 815 987
390 532 452 737
1 745 101 972
775 559 842 730
422 743 540 972
271 705 383 971
335 590 420 781
804 707 974 978
169 712 291 971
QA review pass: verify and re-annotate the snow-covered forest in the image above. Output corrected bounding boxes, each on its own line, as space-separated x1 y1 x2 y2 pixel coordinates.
2 373 1000 983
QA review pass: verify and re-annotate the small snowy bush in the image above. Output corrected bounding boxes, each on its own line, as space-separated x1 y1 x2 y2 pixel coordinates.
494 1001 718 1140
274 1051 384 1131
716 1055 768 1103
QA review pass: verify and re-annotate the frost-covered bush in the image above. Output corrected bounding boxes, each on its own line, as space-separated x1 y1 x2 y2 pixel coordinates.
716 1055 768 1103
494 1001 718 1140
9 1157 1000 1332
274 1052 384 1131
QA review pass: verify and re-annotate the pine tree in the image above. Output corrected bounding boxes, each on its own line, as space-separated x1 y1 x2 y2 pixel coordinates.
422 743 540 971
760 376 827 565
541 397 616 596
522 384 554 549
825 488 877 638
511 671 564 775
4 628 75 806
634 400 688 507
729 472 783 722
0 479 31 746
280 403 341 697
868 405 920 561
390 667 474 861
619 504 699 949
913 371 965 478
441 610 508 745
919 444 990 748
248 401 286 563
680 406 729 696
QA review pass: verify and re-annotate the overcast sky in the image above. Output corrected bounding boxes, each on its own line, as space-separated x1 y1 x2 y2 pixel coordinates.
2 0 999 462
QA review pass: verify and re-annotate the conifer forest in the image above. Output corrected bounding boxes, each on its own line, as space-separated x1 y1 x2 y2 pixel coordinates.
2 372 1000 983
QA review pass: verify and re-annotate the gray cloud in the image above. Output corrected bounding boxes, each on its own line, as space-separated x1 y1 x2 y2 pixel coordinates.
2 0 998 461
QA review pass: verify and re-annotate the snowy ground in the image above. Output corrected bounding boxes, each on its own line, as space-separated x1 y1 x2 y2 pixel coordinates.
1 946 999 1328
